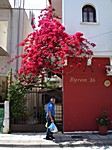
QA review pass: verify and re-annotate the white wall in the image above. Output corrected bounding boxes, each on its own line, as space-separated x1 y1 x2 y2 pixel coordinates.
0 9 11 75
0 8 33 76
0 9 11 53
10 9 33 74
18 10 33 71
0 21 8 50
62 0 112 56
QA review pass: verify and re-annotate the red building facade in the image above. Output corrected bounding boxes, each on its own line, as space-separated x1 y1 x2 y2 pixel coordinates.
63 57 112 132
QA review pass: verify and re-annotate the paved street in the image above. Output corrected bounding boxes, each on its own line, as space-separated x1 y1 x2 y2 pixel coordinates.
0 132 112 148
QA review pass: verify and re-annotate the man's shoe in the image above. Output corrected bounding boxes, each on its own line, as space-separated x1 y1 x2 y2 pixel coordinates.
46 136 53 140
51 135 55 139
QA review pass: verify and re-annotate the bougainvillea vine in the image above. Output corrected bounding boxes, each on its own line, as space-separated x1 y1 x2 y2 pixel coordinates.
0 6 96 85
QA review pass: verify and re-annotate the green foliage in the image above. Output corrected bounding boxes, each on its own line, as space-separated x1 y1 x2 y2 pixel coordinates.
44 83 57 88
7 81 28 123
96 111 111 126
97 116 110 126
36 107 46 124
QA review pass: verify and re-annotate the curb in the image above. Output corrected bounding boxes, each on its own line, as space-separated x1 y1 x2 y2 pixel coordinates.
0 141 112 148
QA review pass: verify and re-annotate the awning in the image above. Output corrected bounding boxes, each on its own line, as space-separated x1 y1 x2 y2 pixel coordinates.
0 47 8 56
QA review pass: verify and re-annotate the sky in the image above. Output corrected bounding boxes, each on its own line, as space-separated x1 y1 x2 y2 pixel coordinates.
9 0 47 9
9 0 48 25
24 0 47 9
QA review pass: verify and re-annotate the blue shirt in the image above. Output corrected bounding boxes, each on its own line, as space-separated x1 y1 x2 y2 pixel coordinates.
46 101 55 117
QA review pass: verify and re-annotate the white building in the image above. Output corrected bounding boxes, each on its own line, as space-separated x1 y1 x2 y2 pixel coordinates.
51 0 112 58
50 0 112 132
0 0 33 99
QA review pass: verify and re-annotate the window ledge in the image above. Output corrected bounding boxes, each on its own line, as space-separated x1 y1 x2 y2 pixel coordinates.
80 22 99 25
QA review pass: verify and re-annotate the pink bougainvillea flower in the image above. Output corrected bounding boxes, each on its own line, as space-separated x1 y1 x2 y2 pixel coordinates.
106 67 111 71
19 68 23 74
75 32 83 37
32 17 35 20
32 24 36 29
77 63 81 68
70 65 74 68
98 63 102 67
91 43 96 47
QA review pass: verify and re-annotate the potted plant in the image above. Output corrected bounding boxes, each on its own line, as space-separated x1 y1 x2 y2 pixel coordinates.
96 111 111 135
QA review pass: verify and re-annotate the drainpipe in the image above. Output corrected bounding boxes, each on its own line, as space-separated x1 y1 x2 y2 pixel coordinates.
48 0 52 5
16 0 21 73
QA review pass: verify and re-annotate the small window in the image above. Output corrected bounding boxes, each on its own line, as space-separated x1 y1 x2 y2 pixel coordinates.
82 5 96 22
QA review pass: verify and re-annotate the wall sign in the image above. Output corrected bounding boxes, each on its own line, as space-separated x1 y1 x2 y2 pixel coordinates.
104 80 111 87
69 76 96 85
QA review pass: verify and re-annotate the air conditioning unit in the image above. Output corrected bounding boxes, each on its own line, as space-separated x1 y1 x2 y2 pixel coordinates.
105 65 112 76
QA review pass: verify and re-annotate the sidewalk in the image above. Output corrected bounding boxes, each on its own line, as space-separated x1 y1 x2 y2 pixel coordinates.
0 132 112 147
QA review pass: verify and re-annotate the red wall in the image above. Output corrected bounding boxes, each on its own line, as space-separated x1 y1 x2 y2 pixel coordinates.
63 57 112 132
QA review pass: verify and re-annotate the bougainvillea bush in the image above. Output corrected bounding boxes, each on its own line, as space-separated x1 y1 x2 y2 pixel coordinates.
1 6 95 85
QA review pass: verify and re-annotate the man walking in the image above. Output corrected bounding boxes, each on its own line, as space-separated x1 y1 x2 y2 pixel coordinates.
46 97 56 140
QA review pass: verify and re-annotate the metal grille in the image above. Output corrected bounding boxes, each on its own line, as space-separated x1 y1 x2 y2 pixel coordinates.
11 87 63 132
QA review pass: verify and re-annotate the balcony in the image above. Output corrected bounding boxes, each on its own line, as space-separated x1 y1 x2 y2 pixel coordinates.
0 47 8 56
0 0 11 8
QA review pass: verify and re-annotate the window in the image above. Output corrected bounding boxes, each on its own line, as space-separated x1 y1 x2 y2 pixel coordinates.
82 5 96 22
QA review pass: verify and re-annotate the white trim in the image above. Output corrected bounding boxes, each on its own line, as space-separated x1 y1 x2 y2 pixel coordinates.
64 59 67 66
80 22 99 25
82 3 96 10
93 52 112 57
62 0 65 25
81 3 98 24
87 58 92 66
110 58 112 66
93 55 110 58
